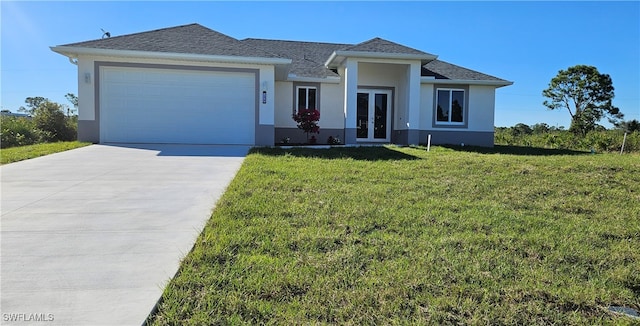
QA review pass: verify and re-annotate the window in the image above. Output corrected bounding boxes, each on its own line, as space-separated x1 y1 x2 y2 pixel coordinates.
296 86 317 111
436 89 465 124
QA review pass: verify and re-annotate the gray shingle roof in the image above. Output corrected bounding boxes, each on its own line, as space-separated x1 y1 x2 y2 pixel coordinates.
341 37 435 56
60 23 282 58
242 39 348 78
422 60 507 81
58 23 507 82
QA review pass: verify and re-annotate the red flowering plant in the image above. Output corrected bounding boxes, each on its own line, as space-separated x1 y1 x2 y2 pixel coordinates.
292 108 320 143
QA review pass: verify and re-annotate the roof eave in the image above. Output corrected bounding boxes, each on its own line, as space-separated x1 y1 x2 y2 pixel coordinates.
50 46 292 66
324 51 340 68
421 77 513 88
325 50 438 68
286 74 341 84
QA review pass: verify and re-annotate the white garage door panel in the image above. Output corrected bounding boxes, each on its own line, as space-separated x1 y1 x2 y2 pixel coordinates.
101 67 255 144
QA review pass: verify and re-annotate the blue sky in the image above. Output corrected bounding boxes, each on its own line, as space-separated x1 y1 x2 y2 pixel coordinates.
2 1 638 128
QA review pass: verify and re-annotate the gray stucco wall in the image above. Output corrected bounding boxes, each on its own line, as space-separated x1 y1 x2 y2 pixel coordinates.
391 129 408 145
78 120 99 143
256 125 275 146
418 130 494 147
275 128 345 145
392 129 494 147
275 128 493 147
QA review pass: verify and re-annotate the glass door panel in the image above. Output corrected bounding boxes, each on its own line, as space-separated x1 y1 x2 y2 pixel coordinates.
357 89 391 141
374 93 388 139
357 93 369 139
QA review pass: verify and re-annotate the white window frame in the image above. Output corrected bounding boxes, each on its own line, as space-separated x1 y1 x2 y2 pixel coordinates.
435 88 465 126
295 86 318 111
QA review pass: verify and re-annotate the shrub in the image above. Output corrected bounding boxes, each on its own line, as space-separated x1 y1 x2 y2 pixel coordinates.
33 101 76 142
494 128 639 153
0 116 38 148
327 135 342 145
1 99 78 149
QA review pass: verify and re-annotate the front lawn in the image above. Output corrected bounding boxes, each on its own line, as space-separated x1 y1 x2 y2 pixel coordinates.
0 141 90 164
149 146 639 324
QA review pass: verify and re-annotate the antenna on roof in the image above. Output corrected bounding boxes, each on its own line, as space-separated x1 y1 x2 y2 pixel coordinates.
101 28 111 39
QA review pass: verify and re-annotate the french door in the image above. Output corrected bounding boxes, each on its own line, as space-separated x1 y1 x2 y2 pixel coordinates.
356 89 392 142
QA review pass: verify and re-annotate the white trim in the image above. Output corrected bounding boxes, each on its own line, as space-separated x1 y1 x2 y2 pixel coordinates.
287 74 341 84
325 51 437 68
324 51 339 68
98 65 257 144
356 88 392 142
50 46 292 65
295 86 318 110
336 50 437 61
421 77 513 87
435 88 466 126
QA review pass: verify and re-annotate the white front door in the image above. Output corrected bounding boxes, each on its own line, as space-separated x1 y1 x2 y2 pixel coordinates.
356 89 392 142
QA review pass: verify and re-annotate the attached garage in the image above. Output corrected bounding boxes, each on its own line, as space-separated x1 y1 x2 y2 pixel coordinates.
53 23 292 146
99 64 257 145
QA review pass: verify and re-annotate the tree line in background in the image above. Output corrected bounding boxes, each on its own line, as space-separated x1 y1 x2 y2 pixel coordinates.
0 94 78 148
495 122 639 153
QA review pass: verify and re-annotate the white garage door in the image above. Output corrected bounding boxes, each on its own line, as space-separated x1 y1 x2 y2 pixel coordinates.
100 66 255 144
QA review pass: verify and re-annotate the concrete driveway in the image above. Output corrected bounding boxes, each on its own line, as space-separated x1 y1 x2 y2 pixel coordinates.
1 144 248 325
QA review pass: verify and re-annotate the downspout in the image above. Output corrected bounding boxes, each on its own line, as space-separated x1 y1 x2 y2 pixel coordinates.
68 57 78 65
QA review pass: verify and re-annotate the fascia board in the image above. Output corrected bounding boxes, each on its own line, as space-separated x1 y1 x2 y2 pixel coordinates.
334 50 437 61
50 46 292 65
324 51 340 68
287 74 341 84
325 50 437 68
421 78 514 87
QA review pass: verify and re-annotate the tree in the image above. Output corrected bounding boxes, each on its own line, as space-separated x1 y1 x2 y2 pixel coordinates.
542 65 623 135
531 123 550 134
511 123 533 136
65 93 78 116
18 96 48 115
292 108 320 143
618 119 640 133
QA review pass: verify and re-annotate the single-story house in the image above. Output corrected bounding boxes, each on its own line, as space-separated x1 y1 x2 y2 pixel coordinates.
51 23 512 147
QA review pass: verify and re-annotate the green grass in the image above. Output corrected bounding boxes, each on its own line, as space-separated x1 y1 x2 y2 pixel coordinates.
149 146 640 325
0 141 90 164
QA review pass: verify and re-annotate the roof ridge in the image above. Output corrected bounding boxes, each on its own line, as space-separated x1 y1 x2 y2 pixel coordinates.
242 38 352 47
341 37 377 49
58 23 287 60
343 36 427 54
74 23 208 45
